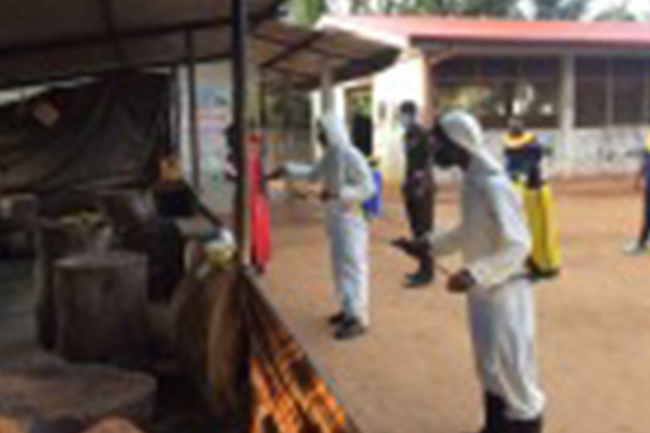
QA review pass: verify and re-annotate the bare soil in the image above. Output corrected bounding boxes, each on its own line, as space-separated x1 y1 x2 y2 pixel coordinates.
266 178 650 433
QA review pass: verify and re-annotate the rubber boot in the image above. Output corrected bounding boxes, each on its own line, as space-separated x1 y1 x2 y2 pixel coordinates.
504 416 543 433
465 393 506 433
483 393 507 433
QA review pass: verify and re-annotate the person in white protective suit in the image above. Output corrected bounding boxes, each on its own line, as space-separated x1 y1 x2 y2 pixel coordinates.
396 110 546 433
275 112 376 340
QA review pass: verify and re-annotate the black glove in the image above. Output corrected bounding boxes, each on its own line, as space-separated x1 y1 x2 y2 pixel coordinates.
265 166 286 182
447 269 476 294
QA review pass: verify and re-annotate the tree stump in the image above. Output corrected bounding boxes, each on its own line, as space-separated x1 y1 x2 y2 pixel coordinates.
33 220 105 351
53 252 149 365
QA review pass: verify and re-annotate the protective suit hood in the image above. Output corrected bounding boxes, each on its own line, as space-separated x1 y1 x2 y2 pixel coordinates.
320 111 354 150
438 110 502 173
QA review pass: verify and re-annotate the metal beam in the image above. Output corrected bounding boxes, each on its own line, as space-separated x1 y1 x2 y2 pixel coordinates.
254 33 360 64
232 0 251 266
0 4 282 62
186 31 201 192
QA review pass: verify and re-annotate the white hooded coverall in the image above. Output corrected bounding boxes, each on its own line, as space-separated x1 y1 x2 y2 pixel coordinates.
433 111 546 421
284 112 376 325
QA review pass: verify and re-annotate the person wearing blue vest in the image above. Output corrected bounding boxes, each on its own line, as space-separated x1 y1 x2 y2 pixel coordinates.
625 135 650 254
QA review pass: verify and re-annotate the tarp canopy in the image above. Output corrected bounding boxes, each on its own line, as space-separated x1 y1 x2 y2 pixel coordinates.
0 0 398 91
0 73 170 194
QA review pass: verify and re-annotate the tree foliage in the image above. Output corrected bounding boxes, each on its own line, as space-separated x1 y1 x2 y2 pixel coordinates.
287 0 639 24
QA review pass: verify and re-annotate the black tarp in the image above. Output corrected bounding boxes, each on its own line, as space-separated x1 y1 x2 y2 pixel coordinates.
0 73 171 194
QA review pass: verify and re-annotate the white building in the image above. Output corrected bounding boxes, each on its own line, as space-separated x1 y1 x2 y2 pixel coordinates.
318 16 650 182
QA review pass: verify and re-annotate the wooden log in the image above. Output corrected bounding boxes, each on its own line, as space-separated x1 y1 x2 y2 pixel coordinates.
33 221 98 351
0 362 156 433
53 252 149 365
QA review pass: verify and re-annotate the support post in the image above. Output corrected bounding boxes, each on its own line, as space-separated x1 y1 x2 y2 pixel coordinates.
232 0 251 265
320 65 334 114
559 55 575 173
171 66 182 156
283 72 295 161
186 31 201 192
605 57 614 128
421 52 435 127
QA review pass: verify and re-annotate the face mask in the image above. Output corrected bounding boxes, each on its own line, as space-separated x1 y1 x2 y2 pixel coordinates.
399 114 414 128
434 145 459 169
432 126 462 169
317 124 328 148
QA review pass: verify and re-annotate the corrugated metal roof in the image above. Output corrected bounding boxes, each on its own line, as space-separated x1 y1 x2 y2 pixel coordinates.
256 21 398 90
321 16 650 50
0 0 397 91
0 0 282 88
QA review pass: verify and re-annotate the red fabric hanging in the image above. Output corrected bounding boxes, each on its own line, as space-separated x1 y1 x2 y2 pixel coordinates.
248 134 271 270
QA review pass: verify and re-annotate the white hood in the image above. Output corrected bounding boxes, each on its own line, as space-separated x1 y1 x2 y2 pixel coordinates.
320 111 354 150
438 110 502 172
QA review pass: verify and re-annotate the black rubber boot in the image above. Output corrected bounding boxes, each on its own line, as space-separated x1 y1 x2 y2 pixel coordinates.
465 393 506 433
504 416 543 433
334 317 367 340
404 271 433 288
483 393 507 433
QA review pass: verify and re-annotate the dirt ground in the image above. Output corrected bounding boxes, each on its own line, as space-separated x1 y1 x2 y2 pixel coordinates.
265 177 650 433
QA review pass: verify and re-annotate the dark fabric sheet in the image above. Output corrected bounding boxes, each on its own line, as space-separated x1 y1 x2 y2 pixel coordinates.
0 73 171 194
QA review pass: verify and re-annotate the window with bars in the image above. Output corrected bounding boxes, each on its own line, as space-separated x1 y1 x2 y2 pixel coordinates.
575 56 650 127
434 57 559 128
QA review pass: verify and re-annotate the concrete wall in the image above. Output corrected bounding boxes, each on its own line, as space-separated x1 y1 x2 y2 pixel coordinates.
310 55 429 182
372 54 429 182
360 56 646 184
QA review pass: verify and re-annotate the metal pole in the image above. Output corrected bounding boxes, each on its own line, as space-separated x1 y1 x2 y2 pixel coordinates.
232 0 251 265
559 55 575 173
320 64 333 113
186 31 201 192
171 66 182 156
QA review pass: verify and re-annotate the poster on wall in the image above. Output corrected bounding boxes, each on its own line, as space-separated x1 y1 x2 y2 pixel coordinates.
197 86 231 185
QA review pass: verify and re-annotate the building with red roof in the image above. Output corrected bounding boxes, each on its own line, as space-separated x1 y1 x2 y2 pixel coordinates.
318 16 650 179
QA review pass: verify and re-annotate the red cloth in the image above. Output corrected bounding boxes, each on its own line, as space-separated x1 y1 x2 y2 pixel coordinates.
249 141 271 270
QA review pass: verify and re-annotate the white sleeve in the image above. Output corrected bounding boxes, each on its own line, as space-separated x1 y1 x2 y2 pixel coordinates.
465 178 531 289
283 159 324 183
429 225 464 257
339 150 376 203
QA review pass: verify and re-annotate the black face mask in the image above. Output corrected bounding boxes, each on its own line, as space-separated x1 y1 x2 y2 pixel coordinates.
317 124 328 148
431 125 463 169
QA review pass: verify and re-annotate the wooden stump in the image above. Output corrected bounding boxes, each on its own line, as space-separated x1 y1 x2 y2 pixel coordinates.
33 221 100 351
53 252 149 365
0 361 156 433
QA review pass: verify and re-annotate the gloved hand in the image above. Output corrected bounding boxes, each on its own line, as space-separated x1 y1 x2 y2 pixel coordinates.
265 166 286 182
447 269 476 294
320 190 339 202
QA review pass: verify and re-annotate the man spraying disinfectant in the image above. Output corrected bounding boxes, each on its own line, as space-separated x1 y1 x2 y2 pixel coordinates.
395 111 546 433
270 112 376 340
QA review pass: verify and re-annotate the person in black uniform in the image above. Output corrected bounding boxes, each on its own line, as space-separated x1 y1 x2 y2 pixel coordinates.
398 101 435 287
